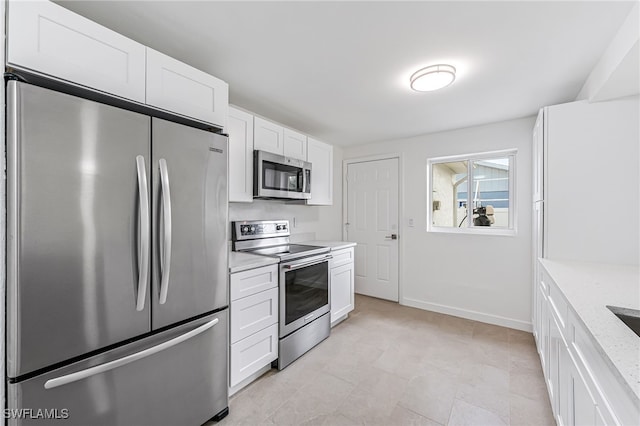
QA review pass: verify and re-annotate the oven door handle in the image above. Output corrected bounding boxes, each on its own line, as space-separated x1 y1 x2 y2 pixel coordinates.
282 254 332 270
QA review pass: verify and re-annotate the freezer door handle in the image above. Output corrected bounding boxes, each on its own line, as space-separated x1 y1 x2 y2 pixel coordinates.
136 155 150 311
44 317 219 390
158 158 172 305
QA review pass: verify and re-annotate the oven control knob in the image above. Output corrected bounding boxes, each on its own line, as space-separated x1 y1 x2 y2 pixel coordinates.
276 225 281 230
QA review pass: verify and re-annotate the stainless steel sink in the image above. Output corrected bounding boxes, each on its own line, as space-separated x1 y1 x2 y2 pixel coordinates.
607 306 640 338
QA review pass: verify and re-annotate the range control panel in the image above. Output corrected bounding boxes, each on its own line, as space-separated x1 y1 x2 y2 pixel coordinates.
233 220 290 240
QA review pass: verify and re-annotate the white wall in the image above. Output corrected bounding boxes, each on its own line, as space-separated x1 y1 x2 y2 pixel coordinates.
229 146 344 242
343 117 535 330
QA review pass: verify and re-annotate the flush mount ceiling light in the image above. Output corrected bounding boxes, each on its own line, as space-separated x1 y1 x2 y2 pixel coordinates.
410 64 456 92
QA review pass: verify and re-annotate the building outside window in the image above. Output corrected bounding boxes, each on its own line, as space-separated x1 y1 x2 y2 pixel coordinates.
427 150 516 235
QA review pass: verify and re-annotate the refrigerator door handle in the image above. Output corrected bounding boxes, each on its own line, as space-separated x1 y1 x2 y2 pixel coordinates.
158 158 172 305
136 155 150 312
44 317 219 390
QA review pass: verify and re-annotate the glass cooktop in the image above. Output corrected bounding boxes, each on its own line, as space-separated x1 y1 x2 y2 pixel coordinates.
247 244 329 260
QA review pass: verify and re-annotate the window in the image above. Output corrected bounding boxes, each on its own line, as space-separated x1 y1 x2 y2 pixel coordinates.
427 150 516 234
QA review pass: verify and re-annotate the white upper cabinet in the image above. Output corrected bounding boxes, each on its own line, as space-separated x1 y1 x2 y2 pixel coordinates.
306 137 333 205
228 107 254 203
7 1 146 102
146 48 228 128
254 117 284 155
283 128 307 160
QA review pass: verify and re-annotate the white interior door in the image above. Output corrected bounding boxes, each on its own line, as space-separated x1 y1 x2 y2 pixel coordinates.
346 158 399 302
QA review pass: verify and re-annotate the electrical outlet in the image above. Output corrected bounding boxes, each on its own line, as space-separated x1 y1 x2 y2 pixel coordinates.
408 218 414 227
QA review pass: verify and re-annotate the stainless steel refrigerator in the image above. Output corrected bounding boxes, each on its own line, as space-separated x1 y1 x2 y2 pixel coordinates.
6 80 229 425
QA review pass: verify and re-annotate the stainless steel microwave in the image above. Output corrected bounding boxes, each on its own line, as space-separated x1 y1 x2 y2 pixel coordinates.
254 150 312 200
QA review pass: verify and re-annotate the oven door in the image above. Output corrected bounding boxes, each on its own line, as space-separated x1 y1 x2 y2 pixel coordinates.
254 150 311 200
279 253 331 337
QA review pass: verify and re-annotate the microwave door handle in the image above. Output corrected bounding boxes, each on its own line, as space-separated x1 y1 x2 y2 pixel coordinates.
135 155 150 312
283 255 332 270
303 169 308 193
158 158 172 305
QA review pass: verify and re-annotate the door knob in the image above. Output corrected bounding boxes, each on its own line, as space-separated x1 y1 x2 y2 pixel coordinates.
385 234 398 240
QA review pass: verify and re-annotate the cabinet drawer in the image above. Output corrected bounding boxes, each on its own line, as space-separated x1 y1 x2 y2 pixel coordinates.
7 1 146 102
230 324 278 387
331 247 354 268
230 264 278 301
146 48 228 128
231 287 278 344
548 285 568 330
544 270 567 329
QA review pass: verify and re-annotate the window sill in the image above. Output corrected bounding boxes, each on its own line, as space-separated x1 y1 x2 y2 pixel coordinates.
427 226 517 237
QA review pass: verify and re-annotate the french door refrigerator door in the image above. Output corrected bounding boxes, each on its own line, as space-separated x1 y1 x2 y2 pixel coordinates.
7 311 228 426
6 81 151 378
151 118 228 329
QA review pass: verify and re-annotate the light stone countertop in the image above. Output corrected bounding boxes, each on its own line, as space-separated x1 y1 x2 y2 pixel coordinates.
540 259 640 401
298 240 357 250
229 251 279 274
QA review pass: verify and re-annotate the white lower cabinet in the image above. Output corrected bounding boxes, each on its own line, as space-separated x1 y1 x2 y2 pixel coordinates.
231 287 278 344
229 264 278 388
229 323 278 388
330 247 354 325
534 262 636 426
548 314 569 426
568 351 610 426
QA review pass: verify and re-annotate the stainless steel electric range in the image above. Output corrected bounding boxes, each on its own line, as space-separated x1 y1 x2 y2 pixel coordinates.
232 220 331 369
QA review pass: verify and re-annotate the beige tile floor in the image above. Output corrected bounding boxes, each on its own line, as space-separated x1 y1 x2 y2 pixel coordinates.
211 295 554 426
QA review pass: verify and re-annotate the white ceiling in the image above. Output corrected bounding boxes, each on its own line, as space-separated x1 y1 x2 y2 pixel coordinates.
56 1 635 146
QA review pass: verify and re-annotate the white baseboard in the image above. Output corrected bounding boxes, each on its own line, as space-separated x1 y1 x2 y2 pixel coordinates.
401 297 533 332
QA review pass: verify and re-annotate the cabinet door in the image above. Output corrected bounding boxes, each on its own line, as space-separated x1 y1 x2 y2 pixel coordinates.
283 128 307 160
254 117 284 155
7 1 145 102
569 352 599 426
538 285 549 378
548 314 569 426
230 323 278 387
146 48 228 128
330 262 354 325
228 107 254 202
307 137 334 205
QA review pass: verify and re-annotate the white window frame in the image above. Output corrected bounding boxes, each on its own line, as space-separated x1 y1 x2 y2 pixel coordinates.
426 149 517 236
